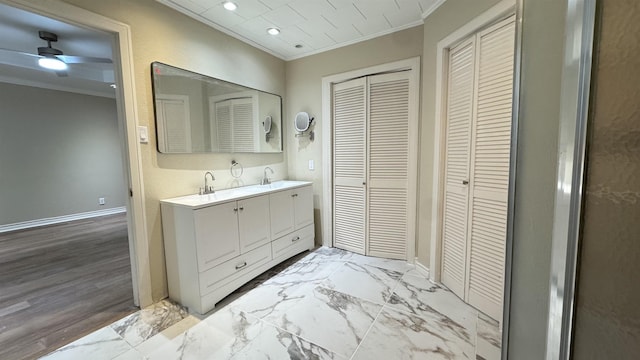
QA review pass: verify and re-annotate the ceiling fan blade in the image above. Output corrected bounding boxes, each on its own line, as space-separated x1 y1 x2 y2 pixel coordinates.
0 47 41 60
57 55 112 64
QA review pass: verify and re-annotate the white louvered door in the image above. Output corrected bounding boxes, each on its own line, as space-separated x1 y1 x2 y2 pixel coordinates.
367 72 412 259
333 78 367 254
332 70 416 259
466 16 515 321
441 16 515 321
441 38 476 298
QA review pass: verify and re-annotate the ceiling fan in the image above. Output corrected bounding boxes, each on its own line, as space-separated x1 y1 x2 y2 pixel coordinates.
0 30 112 77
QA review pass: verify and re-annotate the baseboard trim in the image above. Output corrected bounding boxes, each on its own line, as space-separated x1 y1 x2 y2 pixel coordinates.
414 258 431 278
0 207 127 233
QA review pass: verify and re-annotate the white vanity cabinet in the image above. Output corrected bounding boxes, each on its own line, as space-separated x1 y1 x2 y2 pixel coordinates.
270 186 314 239
161 181 314 314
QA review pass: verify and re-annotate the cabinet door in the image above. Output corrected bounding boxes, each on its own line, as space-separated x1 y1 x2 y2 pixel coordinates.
269 190 295 239
238 195 271 253
293 186 314 229
194 201 240 272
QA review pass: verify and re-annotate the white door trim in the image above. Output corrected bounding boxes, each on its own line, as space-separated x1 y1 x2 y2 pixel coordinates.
2 0 153 307
321 57 420 262
430 0 516 283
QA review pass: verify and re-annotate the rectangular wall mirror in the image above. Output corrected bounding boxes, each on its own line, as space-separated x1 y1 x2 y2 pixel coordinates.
151 62 283 154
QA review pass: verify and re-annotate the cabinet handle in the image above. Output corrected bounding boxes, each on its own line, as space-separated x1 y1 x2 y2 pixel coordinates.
291 236 301 242
233 208 238 212
235 261 247 270
239 206 244 211
291 193 298 197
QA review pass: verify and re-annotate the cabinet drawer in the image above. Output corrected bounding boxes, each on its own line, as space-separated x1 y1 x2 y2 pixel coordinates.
272 224 314 260
199 243 272 295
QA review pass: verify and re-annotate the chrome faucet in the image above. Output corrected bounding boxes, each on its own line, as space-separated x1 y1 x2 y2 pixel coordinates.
202 171 215 194
261 166 274 185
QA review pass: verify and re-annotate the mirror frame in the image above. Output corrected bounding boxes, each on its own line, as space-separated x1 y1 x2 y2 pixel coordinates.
150 61 283 154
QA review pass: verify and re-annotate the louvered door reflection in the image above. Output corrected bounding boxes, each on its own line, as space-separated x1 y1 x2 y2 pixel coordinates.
232 98 255 152
466 16 515 321
367 72 411 259
333 78 367 254
441 38 476 298
215 101 232 152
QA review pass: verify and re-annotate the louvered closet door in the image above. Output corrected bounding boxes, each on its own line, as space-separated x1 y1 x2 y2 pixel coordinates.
333 78 367 254
466 16 515 321
214 101 232 152
441 37 476 298
367 72 412 259
232 98 256 152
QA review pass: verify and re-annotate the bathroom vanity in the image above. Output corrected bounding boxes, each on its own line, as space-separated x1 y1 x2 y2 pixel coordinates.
160 180 314 314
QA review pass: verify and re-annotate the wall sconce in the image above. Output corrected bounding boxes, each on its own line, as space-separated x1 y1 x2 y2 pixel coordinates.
294 111 314 141
263 115 272 142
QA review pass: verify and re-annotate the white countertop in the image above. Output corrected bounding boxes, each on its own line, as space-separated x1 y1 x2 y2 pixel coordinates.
160 180 312 209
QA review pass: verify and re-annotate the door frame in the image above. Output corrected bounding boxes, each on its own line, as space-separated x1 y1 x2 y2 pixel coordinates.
2 0 152 307
429 0 519 355
321 57 420 262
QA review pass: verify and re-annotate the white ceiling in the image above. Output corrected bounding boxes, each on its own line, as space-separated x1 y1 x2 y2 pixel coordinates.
0 2 116 97
157 0 444 60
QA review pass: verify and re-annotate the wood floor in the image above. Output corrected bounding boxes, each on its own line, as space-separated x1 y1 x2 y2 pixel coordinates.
0 214 138 360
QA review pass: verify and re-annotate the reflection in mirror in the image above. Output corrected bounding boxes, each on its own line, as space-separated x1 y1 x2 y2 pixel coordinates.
151 62 282 154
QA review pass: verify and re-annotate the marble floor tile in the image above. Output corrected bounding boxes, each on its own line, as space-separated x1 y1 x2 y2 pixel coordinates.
135 315 202 357
111 299 188 347
262 258 344 287
261 285 382 358
321 261 403 305
42 246 504 360
352 307 475 360
229 281 310 319
387 274 478 338
299 246 354 263
229 322 345 360
404 267 430 279
40 327 132 360
112 348 144 360
476 313 501 360
347 252 415 273
144 315 258 360
477 312 501 348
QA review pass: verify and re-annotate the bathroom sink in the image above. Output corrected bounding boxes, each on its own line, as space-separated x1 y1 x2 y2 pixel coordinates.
161 180 312 209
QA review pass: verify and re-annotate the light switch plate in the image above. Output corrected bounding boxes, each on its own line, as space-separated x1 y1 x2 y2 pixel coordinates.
138 126 149 143
308 159 315 170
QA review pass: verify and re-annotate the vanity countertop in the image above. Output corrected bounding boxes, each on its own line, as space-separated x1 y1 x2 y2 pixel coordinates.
160 180 312 209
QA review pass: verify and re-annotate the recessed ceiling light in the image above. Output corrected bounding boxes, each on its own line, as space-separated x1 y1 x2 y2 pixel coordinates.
38 57 67 71
223 1 237 11
267 27 280 36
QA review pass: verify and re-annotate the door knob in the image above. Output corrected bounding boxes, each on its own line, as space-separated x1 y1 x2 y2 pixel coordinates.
362 182 366 185
462 180 469 185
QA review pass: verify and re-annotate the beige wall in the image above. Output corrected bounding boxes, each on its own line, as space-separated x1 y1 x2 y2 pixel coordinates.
285 26 424 243
0 83 125 225
62 0 286 300
507 0 566 358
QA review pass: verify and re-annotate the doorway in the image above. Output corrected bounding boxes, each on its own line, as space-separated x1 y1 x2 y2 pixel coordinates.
321 57 420 261
0 0 150 356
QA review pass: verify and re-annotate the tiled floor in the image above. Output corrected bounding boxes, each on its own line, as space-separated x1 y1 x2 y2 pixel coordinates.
40 247 501 360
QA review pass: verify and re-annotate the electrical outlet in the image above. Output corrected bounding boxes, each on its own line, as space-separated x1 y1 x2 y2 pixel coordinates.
99 197 106 205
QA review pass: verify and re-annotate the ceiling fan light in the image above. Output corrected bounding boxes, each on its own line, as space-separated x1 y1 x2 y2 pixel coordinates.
38 57 67 71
